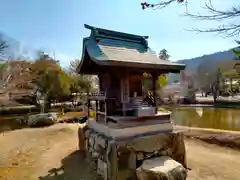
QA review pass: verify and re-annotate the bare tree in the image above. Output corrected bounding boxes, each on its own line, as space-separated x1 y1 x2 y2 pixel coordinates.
69 59 80 74
141 0 240 37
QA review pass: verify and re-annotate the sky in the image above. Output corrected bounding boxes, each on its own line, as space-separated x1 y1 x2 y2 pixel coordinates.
0 0 239 68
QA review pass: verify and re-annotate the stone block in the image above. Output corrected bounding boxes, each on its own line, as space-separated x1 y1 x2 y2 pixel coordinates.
136 156 187 180
78 125 86 152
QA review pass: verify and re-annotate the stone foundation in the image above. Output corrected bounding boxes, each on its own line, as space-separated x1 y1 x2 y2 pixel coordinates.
79 125 187 180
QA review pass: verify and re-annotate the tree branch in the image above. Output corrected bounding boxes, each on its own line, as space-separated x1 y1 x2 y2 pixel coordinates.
189 24 240 37
141 0 182 10
141 0 240 38
184 1 240 21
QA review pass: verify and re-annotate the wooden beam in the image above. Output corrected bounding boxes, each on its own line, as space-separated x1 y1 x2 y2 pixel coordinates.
97 111 106 116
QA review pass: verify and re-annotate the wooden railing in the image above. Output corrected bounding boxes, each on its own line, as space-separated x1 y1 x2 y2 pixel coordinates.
87 91 106 100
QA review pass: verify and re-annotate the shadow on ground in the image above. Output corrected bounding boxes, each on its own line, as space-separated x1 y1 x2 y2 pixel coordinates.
38 150 101 180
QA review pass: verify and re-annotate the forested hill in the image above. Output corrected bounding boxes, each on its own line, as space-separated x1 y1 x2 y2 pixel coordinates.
167 46 240 83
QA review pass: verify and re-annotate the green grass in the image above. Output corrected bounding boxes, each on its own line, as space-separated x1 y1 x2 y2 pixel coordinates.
158 107 172 113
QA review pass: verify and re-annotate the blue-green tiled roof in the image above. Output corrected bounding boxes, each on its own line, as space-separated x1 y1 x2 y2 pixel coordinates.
78 24 185 73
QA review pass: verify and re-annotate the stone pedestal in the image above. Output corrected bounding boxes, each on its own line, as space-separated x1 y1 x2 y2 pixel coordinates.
79 124 187 180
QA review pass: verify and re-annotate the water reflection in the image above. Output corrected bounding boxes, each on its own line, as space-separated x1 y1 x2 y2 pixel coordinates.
0 115 27 133
172 107 240 131
1 107 240 132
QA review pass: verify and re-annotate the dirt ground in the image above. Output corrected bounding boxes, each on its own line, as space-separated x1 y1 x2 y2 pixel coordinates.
0 124 240 180
176 125 240 149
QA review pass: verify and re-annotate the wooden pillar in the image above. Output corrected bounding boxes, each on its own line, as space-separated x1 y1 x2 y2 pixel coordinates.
152 73 157 113
95 100 98 121
121 69 129 116
87 85 91 118
104 90 107 124
104 100 107 124
87 99 90 117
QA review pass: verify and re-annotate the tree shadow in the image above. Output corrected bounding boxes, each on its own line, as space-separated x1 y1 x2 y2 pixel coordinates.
38 150 101 180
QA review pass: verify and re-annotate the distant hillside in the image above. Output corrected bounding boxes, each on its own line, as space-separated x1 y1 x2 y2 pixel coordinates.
167 46 240 83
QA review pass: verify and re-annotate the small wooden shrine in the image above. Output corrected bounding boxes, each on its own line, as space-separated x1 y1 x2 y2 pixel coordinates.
77 25 188 180
77 24 185 125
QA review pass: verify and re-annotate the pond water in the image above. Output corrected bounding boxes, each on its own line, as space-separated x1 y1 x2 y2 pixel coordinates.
0 115 28 133
1 107 240 133
172 107 240 131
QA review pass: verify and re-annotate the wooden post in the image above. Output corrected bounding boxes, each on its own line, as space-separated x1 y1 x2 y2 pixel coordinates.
104 90 107 124
152 73 157 113
104 100 107 124
121 69 129 116
87 99 90 117
123 104 126 116
87 84 91 118
95 99 98 121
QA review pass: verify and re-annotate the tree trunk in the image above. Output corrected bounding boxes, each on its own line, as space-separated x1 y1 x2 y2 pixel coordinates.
186 87 196 104
43 98 51 113
211 84 218 104
213 93 217 104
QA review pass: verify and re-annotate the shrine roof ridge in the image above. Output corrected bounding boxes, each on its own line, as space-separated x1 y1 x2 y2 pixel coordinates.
84 24 148 47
